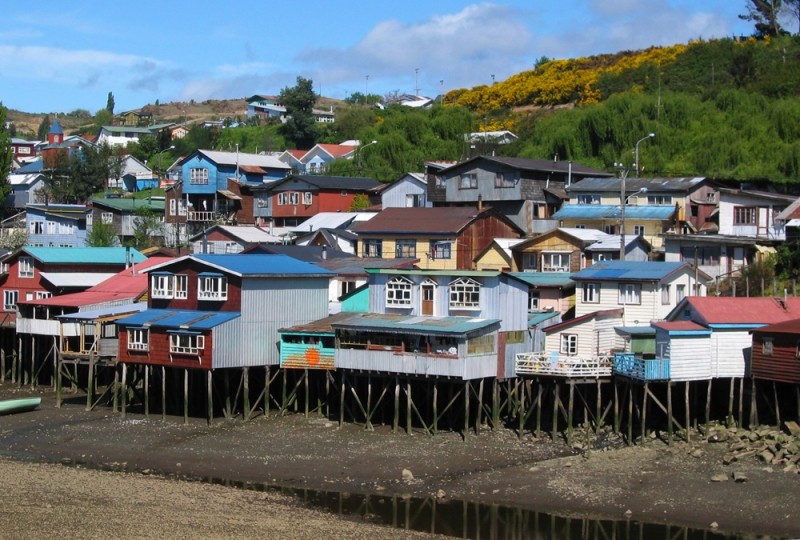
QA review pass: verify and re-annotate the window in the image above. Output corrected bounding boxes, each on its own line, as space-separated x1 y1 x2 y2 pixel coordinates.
303 192 313 205
174 274 188 299
86 213 93 226
101 212 113 224
169 199 177 216
633 225 645 236
582 282 600 303
618 283 641 305
505 331 525 344
170 333 205 354
362 239 383 258
3 290 18 312
277 193 288 205
190 168 209 184
561 334 578 356
405 194 424 207
604 225 615 234
647 195 672 205
494 171 518 188
128 328 149 351
395 240 416 258
661 284 671 305
542 253 570 272
521 253 537 271
706 192 716 202
29 221 44 235
468 334 495 355
256 195 269 208
577 194 600 205
386 276 413 307
152 274 174 299
676 284 686 302
762 337 773 356
449 278 481 310
528 292 540 311
429 241 451 260
734 207 757 225
19 256 34 278
434 175 445 188
289 192 300 205
47 221 56 235
36 291 51 299
178 199 187 216
198 275 228 300
459 173 477 189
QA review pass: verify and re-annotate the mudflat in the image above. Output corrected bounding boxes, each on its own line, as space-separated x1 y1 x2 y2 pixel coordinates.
1 385 798 539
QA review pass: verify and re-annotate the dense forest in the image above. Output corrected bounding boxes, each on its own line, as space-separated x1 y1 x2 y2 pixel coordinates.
3 34 800 191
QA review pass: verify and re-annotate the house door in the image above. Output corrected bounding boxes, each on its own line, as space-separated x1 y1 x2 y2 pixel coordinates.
421 283 435 316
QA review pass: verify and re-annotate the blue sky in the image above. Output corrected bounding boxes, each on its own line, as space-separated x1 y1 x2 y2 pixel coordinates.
0 1 754 114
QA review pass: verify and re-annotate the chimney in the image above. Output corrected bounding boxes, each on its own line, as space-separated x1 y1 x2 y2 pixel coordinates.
477 195 483 212
322 245 327 259
125 246 131 269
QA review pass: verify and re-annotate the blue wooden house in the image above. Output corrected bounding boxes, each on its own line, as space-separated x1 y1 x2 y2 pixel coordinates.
26 204 89 247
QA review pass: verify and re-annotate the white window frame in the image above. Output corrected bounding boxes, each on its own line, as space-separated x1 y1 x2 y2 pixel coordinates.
577 194 600 205
101 212 114 224
36 291 51 299
561 334 578 356
189 168 209 185
542 252 570 272
762 337 773 356
3 290 18 312
582 282 600 303
174 274 188 299
197 275 228 301
647 195 672 205
178 199 188 216
459 173 477 189
528 292 540 311
633 225 645 236
289 192 299 205
676 284 686 302
46 221 57 235
661 284 671 305
449 277 481 310
170 333 205 354
169 199 177 216
277 193 288 205
618 283 642 305
151 274 174 299
386 276 413 307
18 256 34 278
127 328 149 351
521 253 537 271
303 191 313 205
29 221 44 235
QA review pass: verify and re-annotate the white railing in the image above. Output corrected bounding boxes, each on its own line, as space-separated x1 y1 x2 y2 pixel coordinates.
188 211 216 222
515 352 613 378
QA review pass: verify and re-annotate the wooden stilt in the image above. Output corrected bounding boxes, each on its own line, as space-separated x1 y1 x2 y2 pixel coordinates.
552 382 559 442
304 369 310 417
567 381 575 446
518 379 525 438
265 365 271 417
144 365 150 416
207 370 213 425
704 379 712 439
339 371 346 427
535 381 543 438
641 382 648 446
475 379 484 435
627 383 633 445
243 367 250 421
463 380 469 436
738 377 744 428
406 380 412 435
281 368 288 414
750 378 758 427
55 351 63 408
685 382 690 443
432 381 438 435
121 363 128 418
613 380 620 434
224 369 231 419
366 375 373 431
492 379 500 430
773 381 781 428
161 366 166 421
728 377 735 426
667 382 673 445
595 379 602 434
183 368 189 425
29 334 35 389
393 377 400 433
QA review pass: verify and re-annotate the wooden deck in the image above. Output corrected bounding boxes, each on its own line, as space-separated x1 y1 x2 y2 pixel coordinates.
613 352 671 381
515 352 613 378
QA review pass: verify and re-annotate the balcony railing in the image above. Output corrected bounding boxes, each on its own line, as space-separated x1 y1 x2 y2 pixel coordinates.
188 211 217 222
515 352 613 378
613 352 670 381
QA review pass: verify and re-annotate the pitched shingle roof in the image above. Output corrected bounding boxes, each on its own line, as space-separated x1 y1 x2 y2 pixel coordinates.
353 207 510 235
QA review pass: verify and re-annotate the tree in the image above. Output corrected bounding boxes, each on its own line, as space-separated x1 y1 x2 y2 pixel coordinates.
130 207 164 250
349 194 371 211
784 0 800 33
0 104 12 202
279 76 318 149
37 116 50 141
0 227 28 251
106 92 115 114
85 220 118 247
94 108 113 128
739 0 786 37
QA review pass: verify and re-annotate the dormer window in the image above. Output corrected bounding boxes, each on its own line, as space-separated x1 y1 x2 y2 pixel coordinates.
197 273 228 301
449 278 481 310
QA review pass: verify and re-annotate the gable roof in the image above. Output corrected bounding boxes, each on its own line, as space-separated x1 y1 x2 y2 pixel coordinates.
21 246 146 265
306 143 356 160
288 212 375 233
149 253 333 278
512 227 612 251
571 261 702 282
751 318 800 335
440 156 613 177
567 177 708 193
190 149 291 170
90 197 165 213
673 296 800 326
543 308 624 333
270 175 381 191
353 206 523 235
552 204 676 220
188 225 283 244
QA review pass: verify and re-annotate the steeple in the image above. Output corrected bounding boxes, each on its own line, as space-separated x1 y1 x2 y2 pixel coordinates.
48 117 63 146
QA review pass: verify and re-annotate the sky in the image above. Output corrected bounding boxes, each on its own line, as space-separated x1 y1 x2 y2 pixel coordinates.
0 1 755 114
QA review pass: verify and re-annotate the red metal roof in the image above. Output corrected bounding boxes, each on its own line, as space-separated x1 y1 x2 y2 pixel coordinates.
750 317 800 335
652 320 708 332
354 207 501 235
314 144 355 159
683 296 800 325
20 257 172 308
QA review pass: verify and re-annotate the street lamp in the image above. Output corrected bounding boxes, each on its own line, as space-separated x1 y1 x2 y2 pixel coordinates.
634 133 655 178
157 145 176 184
358 140 378 174
617 164 648 260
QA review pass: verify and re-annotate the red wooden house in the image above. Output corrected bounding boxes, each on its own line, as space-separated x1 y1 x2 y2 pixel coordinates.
750 318 800 384
267 175 381 227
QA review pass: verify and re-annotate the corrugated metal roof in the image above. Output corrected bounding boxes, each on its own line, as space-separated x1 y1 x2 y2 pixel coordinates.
441 156 613 177
90 198 165 212
353 207 502 234
552 204 676 220
288 212 375 232
510 272 576 288
279 312 360 334
616 326 657 335
528 311 560 325
567 177 706 193
332 313 500 335
316 257 418 276
196 149 290 170
681 297 800 325
368 268 502 278
651 321 710 333
585 235 642 251
57 302 148 321
116 309 240 330
193 253 334 276
24 246 146 265
751 317 800 335
189 225 283 244
274 175 382 191
572 261 688 281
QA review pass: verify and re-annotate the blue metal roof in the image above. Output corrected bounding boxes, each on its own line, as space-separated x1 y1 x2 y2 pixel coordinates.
24 247 146 265
510 272 576 288
193 254 333 277
572 261 688 281
116 309 240 330
552 204 676 220
528 311 560 325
